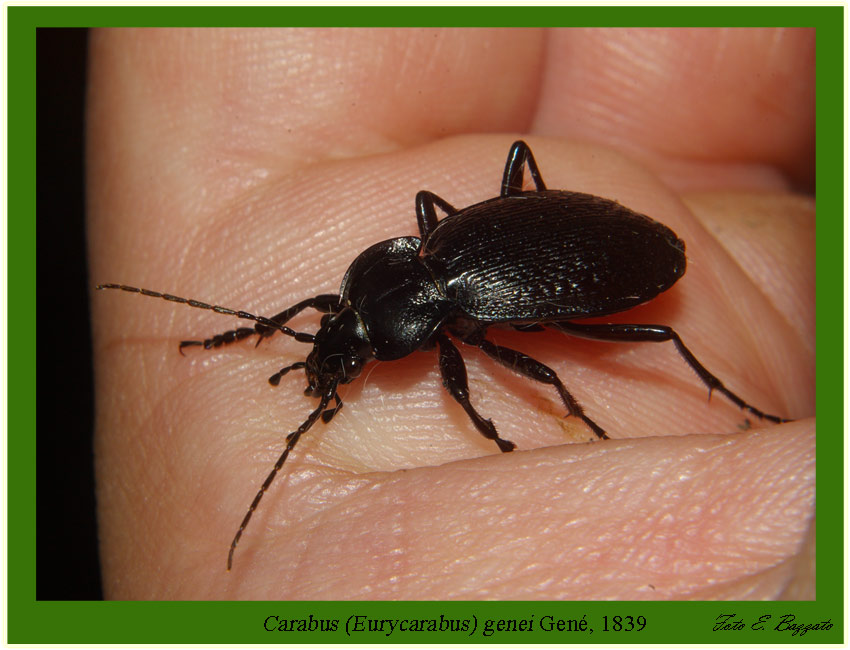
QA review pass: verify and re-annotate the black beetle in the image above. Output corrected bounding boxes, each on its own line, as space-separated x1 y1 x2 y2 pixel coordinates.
97 140 786 569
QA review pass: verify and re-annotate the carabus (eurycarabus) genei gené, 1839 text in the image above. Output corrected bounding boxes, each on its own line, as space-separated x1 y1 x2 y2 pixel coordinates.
97 140 787 569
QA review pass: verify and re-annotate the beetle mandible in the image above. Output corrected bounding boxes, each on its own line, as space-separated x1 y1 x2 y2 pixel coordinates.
97 140 787 569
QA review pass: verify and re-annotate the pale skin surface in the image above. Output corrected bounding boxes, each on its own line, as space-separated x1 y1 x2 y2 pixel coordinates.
88 28 815 600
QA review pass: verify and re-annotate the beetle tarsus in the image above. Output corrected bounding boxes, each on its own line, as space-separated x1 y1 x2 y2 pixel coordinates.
269 361 306 386
476 338 609 440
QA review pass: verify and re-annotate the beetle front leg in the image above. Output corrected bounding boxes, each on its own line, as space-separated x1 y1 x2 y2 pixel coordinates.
436 334 516 452
179 294 340 352
475 339 609 441
268 361 306 386
551 322 789 424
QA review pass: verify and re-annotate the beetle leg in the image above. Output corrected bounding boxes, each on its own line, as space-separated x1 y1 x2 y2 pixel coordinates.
501 140 547 196
179 294 340 353
254 294 340 340
475 339 609 440
415 191 458 240
268 361 306 386
551 322 789 424
436 334 516 452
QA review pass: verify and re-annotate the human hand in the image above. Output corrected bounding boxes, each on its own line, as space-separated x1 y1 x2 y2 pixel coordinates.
89 28 814 599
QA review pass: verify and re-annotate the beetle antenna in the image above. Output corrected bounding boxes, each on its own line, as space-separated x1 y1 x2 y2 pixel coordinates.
95 284 315 343
227 380 338 570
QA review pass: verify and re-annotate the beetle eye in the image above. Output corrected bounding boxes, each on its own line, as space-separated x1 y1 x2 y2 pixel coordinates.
342 355 363 380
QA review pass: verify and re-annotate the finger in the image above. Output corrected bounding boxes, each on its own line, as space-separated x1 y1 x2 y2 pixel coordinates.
89 29 544 205
533 28 814 190
234 422 814 599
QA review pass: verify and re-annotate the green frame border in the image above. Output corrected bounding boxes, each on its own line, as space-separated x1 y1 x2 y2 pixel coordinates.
13 5 842 644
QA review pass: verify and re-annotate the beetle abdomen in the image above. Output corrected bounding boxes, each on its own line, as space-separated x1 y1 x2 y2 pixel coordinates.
423 191 686 322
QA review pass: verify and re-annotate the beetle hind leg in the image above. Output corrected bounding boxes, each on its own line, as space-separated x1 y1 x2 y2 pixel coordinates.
436 334 516 452
476 339 609 440
551 322 789 424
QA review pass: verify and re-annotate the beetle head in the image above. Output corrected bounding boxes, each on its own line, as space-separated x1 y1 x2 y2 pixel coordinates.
304 307 373 396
